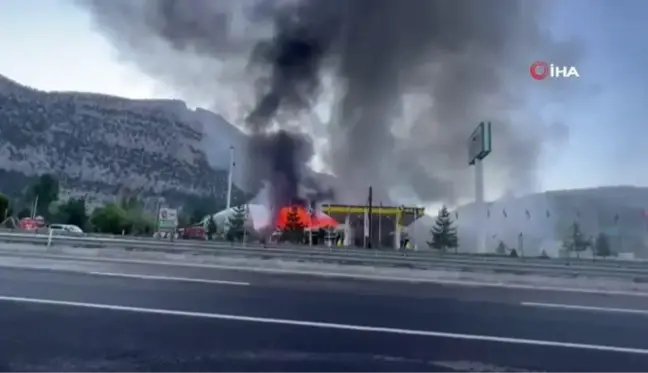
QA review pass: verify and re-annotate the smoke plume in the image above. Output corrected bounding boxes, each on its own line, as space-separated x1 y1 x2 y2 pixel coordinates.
77 0 576 207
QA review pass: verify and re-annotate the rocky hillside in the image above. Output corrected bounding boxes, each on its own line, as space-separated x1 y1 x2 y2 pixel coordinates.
0 74 251 210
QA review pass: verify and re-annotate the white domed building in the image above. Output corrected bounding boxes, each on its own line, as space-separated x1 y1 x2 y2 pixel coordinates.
208 203 271 232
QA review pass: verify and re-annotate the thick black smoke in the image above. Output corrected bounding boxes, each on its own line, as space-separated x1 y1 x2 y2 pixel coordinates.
77 0 576 207
244 2 336 210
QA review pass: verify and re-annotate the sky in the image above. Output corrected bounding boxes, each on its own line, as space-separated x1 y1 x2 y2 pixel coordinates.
1 0 647 198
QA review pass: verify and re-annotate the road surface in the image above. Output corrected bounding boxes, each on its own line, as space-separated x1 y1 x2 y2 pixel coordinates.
1 252 648 371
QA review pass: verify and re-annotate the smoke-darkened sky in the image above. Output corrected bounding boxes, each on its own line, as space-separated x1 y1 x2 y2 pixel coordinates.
4 0 645 207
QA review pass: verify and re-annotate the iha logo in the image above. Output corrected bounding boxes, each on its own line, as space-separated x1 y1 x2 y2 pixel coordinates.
529 61 580 80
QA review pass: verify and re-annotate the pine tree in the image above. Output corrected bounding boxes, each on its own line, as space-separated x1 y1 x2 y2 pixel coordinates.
54 198 89 230
280 206 305 243
562 221 591 258
594 232 612 258
495 240 507 255
226 205 246 242
428 205 458 252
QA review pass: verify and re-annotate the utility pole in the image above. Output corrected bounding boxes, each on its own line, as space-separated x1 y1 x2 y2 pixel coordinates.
31 195 39 219
366 186 373 249
378 201 383 249
226 146 235 210
308 199 313 247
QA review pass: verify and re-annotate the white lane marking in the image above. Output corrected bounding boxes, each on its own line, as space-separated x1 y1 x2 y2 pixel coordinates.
521 302 648 315
87 272 250 286
1 251 648 297
1 295 647 355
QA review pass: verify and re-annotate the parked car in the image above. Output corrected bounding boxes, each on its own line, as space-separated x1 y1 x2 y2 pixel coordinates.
48 224 85 236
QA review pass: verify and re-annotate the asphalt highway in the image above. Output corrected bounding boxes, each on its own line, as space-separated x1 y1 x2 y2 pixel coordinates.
1 253 648 371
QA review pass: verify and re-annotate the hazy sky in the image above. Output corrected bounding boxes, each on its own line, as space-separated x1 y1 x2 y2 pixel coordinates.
1 0 647 196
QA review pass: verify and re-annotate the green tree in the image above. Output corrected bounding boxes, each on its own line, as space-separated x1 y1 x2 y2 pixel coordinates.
594 232 612 258
428 205 458 252
0 193 10 221
226 205 247 242
27 174 59 219
90 203 128 234
120 195 141 211
280 206 305 243
495 240 507 255
127 211 155 236
94 195 151 235
53 198 89 229
121 198 154 235
562 221 591 258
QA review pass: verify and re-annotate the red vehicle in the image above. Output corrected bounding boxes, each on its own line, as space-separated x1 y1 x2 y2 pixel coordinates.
19 217 40 231
180 225 206 240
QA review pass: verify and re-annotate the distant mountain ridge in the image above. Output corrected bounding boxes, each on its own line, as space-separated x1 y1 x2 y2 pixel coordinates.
0 73 252 210
9 71 644 257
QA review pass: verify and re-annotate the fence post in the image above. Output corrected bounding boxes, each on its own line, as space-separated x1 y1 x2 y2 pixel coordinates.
47 228 53 249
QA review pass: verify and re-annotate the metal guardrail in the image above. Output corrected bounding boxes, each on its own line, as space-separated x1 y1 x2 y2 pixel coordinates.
0 228 639 258
1 230 638 266
0 228 633 261
0 230 647 280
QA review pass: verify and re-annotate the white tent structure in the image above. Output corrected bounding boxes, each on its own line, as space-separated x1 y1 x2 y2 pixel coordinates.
209 204 271 232
205 182 273 231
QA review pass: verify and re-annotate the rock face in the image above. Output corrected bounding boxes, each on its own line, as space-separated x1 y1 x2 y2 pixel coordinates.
0 74 250 210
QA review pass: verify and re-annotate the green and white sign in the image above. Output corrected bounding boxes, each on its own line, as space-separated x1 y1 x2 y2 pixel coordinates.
158 207 178 231
468 121 492 165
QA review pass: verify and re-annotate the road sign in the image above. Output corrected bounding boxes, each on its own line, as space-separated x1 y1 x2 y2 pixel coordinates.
158 208 178 231
468 121 492 165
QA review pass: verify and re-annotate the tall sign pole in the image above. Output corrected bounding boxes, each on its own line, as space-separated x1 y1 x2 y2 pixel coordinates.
378 201 383 249
468 122 492 254
367 186 373 249
226 145 235 210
